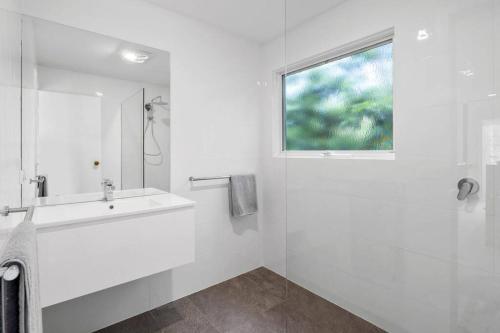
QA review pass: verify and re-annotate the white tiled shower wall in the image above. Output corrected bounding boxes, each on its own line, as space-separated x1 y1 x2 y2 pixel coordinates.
261 0 500 332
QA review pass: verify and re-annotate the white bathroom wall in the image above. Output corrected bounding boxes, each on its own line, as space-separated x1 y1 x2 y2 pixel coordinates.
37 91 102 195
260 36 287 276
21 16 39 206
262 0 500 332
0 1 263 332
0 10 21 207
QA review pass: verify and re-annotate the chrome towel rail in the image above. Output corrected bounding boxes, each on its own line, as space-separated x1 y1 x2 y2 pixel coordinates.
0 265 20 281
0 206 34 219
189 176 230 182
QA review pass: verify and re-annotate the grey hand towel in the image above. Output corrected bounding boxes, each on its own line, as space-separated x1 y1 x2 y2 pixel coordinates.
1 217 43 333
229 174 258 217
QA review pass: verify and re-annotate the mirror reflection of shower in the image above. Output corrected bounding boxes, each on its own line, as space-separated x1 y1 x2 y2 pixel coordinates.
144 96 168 166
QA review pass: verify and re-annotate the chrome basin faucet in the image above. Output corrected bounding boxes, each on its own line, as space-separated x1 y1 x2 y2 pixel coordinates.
102 178 115 201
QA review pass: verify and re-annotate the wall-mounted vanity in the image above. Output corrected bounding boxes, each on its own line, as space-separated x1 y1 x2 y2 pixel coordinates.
1 13 196 310
33 191 195 307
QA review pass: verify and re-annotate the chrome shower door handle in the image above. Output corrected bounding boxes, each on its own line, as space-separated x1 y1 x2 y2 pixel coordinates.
457 178 479 201
457 182 472 200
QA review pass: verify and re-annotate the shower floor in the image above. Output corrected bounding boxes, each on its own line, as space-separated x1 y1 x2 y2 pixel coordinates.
95 267 384 333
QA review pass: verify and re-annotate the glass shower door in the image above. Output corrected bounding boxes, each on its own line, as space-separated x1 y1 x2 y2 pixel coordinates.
283 0 500 332
121 88 144 190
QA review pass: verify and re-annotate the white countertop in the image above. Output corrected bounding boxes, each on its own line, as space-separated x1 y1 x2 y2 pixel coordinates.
33 192 195 230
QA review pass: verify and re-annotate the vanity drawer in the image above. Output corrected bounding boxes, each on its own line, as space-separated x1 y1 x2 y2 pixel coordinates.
37 207 195 307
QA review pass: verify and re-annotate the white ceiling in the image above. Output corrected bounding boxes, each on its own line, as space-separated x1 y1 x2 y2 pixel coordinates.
33 19 170 86
146 0 346 43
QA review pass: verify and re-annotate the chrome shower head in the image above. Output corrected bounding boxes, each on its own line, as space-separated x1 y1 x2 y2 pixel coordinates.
150 96 168 106
145 96 168 121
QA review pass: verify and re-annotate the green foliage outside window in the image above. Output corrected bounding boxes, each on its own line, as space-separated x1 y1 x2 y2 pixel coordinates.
284 42 393 151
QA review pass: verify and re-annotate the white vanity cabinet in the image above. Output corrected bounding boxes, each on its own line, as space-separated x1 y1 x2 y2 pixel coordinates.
33 193 195 307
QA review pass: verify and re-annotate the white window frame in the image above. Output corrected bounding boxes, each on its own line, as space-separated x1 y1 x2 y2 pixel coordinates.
274 28 395 160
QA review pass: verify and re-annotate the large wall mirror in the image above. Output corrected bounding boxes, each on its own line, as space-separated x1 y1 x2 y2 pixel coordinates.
21 17 170 205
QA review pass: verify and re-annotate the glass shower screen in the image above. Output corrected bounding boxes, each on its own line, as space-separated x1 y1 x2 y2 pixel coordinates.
283 0 500 332
121 88 144 190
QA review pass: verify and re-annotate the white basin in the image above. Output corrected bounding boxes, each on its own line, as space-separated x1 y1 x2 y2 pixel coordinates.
32 187 166 209
33 192 194 229
34 192 196 307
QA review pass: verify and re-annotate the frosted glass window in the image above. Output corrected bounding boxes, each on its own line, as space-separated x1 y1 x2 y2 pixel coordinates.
283 41 393 151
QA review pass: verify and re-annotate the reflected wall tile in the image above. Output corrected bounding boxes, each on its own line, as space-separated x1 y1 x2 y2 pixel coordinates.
456 265 500 333
456 208 495 272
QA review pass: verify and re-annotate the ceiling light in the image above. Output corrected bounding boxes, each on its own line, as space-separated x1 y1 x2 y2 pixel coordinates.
95 91 104 97
121 50 150 64
417 29 429 41
488 93 497 97
460 70 474 77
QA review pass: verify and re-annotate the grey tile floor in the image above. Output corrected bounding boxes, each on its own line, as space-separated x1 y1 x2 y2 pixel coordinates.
95 267 385 333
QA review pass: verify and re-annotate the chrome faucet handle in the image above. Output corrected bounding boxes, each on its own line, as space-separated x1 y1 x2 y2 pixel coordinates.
102 179 115 190
457 178 479 201
101 178 113 186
